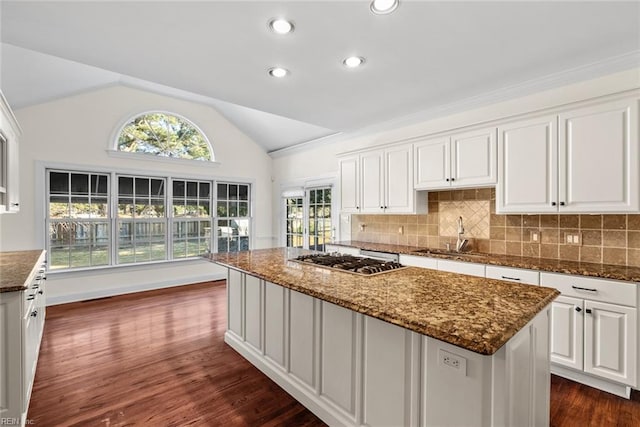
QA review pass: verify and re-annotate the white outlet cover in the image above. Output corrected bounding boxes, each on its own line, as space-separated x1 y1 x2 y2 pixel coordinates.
438 348 467 377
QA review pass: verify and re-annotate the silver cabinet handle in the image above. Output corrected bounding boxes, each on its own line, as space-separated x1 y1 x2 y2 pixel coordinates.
572 285 597 292
501 275 521 281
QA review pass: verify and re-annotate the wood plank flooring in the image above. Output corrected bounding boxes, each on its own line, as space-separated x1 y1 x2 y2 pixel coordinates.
29 281 640 426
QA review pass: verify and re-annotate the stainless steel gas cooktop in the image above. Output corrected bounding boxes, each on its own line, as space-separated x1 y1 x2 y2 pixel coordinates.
291 253 406 276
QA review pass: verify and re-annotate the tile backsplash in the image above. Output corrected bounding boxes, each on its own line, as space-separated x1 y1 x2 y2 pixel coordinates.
350 188 640 267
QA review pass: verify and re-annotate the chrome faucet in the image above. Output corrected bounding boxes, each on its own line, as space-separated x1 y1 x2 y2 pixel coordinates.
456 216 469 252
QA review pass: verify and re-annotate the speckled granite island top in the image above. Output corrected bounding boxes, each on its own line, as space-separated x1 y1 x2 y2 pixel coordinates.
0 250 46 292
206 248 559 355
332 240 640 283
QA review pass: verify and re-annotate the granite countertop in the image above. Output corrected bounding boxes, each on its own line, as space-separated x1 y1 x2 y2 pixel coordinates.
331 240 640 283
0 250 46 292
206 248 559 355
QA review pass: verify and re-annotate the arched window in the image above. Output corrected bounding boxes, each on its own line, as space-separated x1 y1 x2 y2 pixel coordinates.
116 112 213 161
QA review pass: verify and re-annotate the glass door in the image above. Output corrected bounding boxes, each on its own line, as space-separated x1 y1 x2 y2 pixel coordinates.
284 187 332 251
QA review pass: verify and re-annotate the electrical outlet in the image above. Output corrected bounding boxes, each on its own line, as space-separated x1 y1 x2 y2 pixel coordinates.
398 226 404 235
438 349 467 376
530 230 540 243
359 224 366 232
564 232 582 245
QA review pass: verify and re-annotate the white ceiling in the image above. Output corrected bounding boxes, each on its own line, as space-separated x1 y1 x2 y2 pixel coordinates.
1 1 639 153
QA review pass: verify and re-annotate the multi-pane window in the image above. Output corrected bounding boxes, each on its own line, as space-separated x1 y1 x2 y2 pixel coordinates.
172 179 212 258
216 183 250 252
285 197 304 248
117 176 166 264
48 171 110 270
46 168 251 271
308 188 332 251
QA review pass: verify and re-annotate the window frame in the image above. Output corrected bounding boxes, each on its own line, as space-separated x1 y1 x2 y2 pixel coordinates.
281 183 336 251
108 110 219 165
40 161 253 274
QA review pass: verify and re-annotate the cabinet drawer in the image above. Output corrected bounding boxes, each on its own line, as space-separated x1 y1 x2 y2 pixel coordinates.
399 254 437 270
540 272 637 307
437 259 485 277
486 266 539 285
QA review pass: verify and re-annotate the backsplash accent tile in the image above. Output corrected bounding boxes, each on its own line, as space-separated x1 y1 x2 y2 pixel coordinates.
351 187 640 267
438 200 490 239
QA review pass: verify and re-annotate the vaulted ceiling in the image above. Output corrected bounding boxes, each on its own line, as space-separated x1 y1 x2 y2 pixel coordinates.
2 1 639 153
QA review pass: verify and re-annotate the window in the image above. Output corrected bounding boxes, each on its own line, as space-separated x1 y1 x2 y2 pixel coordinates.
117 176 166 264
216 182 250 252
48 171 110 270
46 168 251 271
172 179 212 258
283 186 333 252
117 112 213 161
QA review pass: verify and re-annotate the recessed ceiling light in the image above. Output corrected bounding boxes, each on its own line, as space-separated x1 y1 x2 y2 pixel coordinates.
343 56 365 68
268 67 289 78
268 18 294 34
370 0 399 15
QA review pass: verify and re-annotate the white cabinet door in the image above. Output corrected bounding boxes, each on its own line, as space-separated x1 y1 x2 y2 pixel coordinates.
559 98 639 212
437 259 485 277
384 145 414 213
584 300 636 386
320 301 358 418
7 132 19 213
227 269 243 338
451 127 497 188
244 275 262 351
289 290 316 389
414 137 450 189
550 296 583 371
497 115 558 213
339 156 360 213
360 151 384 213
363 316 416 427
264 281 286 367
0 292 22 421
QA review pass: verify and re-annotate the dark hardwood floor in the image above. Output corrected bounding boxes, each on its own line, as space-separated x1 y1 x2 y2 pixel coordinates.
29 281 640 426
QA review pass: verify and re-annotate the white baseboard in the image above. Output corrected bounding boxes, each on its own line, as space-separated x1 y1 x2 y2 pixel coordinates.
46 273 226 305
551 364 631 399
224 331 355 427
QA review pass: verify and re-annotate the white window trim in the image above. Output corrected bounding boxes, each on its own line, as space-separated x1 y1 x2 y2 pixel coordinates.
106 149 221 167
109 110 218 163
36 161 255 273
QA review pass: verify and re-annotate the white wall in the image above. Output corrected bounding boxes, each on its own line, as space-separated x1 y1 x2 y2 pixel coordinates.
271 68 640 241
0 85 274 303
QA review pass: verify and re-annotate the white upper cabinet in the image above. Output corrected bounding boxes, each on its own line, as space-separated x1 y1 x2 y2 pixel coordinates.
339 144 425 214
339 155 360 213
497 97 639 214
497 115 558 213
414 137 450 188
360 150 384 213
414 127 497 190
559 97 639 213
0 92 21 214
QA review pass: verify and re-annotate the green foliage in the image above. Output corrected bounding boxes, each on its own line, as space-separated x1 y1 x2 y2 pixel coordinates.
118 113 211 161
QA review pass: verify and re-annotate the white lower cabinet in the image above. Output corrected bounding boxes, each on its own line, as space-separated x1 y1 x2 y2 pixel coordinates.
289 290 316 389
224 269 551 427
543 272 638 397
437 259 485 277
363 316 419 426
320 302 358 420
0 253 46 427
264 281 286 367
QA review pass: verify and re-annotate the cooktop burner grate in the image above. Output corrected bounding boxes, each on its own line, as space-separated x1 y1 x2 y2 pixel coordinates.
291 253 406 276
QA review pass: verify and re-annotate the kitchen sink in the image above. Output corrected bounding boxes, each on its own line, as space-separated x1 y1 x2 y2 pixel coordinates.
412 248 487 258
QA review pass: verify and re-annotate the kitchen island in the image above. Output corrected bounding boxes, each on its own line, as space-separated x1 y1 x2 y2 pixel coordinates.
206 248 559 427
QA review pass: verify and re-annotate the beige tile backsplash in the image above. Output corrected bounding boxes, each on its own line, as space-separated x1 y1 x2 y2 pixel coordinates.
351 188 640 267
